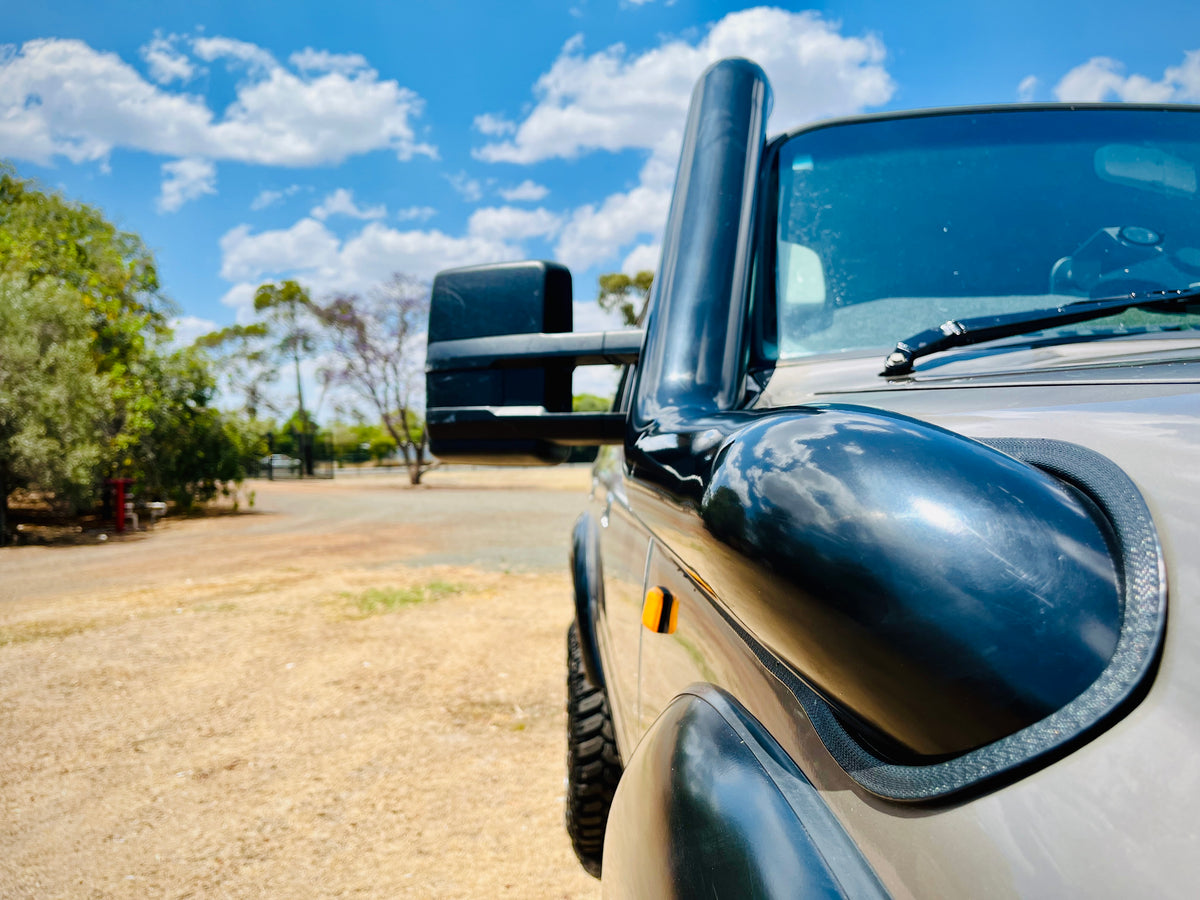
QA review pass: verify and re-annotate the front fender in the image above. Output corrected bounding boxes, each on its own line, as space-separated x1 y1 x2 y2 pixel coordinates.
601 686 888 899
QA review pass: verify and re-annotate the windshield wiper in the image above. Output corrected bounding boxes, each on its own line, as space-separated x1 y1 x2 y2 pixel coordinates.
882 287 1200 376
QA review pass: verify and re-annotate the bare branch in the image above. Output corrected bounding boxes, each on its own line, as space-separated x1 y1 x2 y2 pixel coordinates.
312 274 433 484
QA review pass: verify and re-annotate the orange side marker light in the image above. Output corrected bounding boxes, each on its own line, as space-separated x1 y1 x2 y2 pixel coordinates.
641 586 678 635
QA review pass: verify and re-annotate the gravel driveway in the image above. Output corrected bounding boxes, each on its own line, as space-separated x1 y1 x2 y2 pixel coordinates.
0 468 601 898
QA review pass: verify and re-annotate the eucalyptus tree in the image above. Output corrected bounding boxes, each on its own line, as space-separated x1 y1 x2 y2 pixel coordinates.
597 270 654 326
194 323 276 419
252 280 319 433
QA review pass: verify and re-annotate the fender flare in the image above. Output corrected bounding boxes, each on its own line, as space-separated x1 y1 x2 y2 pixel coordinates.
602 686 889 899
570 512 606 691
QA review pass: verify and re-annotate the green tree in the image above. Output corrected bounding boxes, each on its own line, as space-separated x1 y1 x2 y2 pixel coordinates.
126 346 264 510
253 280 318 437
358 423 399 463
1 165 177 485
573 393 612 412
194 323 275 419
313 274 434 485
0 164 171 372
597 270 653 327
0 276 114 541
326 420 399 464
0 165 257 536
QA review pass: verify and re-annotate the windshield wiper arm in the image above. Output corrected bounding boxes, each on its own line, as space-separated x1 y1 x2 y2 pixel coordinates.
882 287 1200 376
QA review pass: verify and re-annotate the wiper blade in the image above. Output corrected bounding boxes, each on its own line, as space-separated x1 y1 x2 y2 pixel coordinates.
882 287 1200 376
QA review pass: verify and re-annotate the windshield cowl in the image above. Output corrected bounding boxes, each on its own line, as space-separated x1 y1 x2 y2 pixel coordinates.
754 332 1200 407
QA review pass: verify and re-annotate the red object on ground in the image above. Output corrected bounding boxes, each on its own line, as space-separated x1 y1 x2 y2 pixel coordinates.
106 478 134 533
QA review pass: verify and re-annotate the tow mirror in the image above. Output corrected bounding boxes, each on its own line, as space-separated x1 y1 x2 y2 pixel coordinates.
426 261 642 465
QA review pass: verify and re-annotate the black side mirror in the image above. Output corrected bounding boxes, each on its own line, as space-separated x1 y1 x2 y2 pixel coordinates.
426 261 641 465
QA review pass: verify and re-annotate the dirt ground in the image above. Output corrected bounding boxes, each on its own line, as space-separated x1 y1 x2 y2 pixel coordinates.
0 468 602 898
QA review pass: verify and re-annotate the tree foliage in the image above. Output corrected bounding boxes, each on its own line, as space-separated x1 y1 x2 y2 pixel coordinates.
0 163 171 372
312 274 434 485
253 280 318 432
597 270 654 327
126 347 265 510
194 323 275 419
330 416 424 464
0 276 113 528
351 422 399 463
323 420 401 464
0 165 256 539
573 393 612 413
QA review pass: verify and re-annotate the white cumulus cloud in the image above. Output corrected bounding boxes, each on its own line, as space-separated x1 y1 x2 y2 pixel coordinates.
140 33 194 84
158 157 216 212
310 188 387 221
621 242 660 275
499 179 549 202
475 8 893 165
219 218 342 282
473 113 517 137
289 48 369 75
446 171 484 202
1054 51 1200 103
0 36 436 168
467 206 563 242
555 183 670 272
336 224 520 289
169 314 219 346
216 217 528 321
192 35 277 72
250 184 304 210
477 7 893 275
396 205 437 222
1017 75 1038 102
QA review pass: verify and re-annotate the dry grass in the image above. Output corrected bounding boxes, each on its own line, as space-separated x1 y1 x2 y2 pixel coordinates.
0 471 599 899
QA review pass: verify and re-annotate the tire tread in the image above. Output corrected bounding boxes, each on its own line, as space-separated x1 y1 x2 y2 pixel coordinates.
565 622 622 879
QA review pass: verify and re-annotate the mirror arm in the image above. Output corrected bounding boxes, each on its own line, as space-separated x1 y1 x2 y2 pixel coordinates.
426 330 644 372
426 408 626 446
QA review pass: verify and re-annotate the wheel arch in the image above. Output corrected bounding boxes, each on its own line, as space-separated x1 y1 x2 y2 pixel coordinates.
570 511 607 691
601 685 889 899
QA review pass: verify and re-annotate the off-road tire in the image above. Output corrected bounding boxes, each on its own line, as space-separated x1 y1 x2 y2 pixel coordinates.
565 621 622 878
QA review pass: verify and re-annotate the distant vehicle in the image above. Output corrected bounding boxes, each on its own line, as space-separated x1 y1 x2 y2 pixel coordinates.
260 453 300 472
425 58 1199 897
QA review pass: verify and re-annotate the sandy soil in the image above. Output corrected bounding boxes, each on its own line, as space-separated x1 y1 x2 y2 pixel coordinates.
0 468 601 899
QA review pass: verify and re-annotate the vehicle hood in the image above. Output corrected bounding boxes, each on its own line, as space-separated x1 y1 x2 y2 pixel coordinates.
756 333 1200 782
756 333 1200 556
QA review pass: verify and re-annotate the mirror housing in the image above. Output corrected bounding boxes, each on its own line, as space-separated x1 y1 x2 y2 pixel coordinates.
426 261 641 465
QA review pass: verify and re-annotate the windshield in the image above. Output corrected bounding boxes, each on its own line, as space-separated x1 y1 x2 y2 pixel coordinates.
773 108 1200 360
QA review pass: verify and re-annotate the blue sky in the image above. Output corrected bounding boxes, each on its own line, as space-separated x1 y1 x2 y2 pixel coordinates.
3 1 1200 398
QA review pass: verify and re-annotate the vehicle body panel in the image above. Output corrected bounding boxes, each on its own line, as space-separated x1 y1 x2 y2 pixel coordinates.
608 76 1195 892
589 444 651 757
624 351 1200 895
